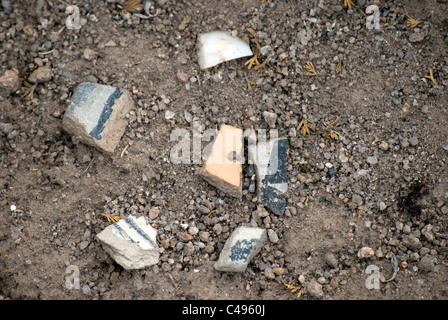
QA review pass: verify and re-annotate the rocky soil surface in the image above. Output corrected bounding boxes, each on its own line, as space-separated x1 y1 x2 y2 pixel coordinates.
1 0 448 300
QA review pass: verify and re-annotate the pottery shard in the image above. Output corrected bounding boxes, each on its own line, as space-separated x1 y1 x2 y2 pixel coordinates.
62 82 134 154
199 124 243 198
96 215 159 270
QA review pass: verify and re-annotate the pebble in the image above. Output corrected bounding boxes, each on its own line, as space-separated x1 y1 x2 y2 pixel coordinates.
379 141 389 151
409 32 425 43
263 111 277 129
183 242 195 256
0 69 20 96
306 279 324 299
177 70 189 83
179 232 194 242
188 226 199 236
402 235 422 250
83 48 98 61
366 156 378 165
378 202 387 211
82 284 91 295
79 240 90 250
357 247 375 259
267 229 279 243
418 255 435 272
351 194 363 206
273 267 286 276
409 136 418 146
165 110 176 120
324 252 338 268
148 207 160 219
403 224 412 234
28 65 52 83
339 153 348 163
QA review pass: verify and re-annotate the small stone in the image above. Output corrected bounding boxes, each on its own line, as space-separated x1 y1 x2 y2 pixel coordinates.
134 278 143 291
379 141 389 151
409 32 425 43
0 69 20 97
83 48 98 61
264 268 275 279
177 70 189 82
256 205 270 218
79 240 90 250
409 136 418 146
267 229 279 243
307 279 324 299
317 277 326 285
402 235 422 250
0 123 14 136
105 40 117 47
263 111 277 129
148 207 160 220
339 153 348 163
110 271 119 281
273 267 286 275
403 224 412 234
179 232 194 242
213 224 222 235
165 110 176 120
418 255 435 272
214 226 267 272
352 194 363 206
199 231 210 242
183 242 195 256
324 252 338 268
379 202 387 211
357 246 375 259
82 284 91 295
366 156 378 165
28 65 52 83
189 226 199 235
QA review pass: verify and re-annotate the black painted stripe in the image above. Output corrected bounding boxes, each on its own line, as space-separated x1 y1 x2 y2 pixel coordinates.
89 87 123 140
124 216 158 249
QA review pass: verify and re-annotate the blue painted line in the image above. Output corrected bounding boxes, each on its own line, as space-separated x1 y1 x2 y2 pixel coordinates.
125 217 158 249
89 88 123 140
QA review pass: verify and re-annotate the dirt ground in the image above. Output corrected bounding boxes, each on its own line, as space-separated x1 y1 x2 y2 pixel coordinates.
1 0 448 300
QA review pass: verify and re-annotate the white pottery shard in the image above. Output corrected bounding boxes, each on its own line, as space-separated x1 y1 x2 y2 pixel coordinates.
197 31 253 70
96 215 160 270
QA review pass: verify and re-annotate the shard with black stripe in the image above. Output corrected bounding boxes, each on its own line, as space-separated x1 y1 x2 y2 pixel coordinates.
251 137 289 215
96 215 159 270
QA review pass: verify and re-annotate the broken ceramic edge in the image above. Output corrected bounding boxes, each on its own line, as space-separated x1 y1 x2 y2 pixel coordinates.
196 31 253 70
250 137 289 215
96 215 160 270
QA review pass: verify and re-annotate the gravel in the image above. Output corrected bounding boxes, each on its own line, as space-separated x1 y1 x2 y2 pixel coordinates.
0 0 447 301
